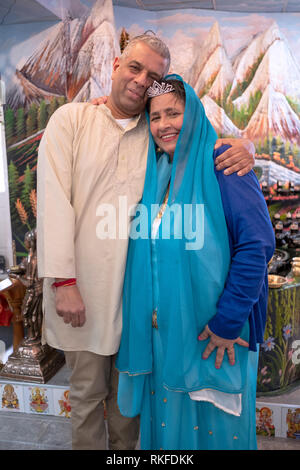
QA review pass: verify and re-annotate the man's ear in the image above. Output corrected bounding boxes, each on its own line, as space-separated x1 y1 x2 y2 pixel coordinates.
111 57 120 79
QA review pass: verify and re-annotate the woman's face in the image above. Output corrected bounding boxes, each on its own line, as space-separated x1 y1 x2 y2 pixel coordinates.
149 92 185 158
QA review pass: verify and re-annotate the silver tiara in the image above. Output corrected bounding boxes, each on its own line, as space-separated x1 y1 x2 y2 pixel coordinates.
147 80 175 98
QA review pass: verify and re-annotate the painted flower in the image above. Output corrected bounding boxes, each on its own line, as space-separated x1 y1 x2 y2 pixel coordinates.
260 366 268 376
262 337 275 352
283 324 292 340
262 378 272 384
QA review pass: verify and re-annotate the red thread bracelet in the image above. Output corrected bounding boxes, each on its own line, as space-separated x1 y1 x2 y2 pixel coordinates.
52 278 77 288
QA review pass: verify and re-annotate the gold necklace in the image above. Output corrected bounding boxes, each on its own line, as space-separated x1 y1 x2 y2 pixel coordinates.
157 183 170 219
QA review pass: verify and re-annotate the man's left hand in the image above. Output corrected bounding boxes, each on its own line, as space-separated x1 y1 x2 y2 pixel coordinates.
91 96 108 105
214 138 255 176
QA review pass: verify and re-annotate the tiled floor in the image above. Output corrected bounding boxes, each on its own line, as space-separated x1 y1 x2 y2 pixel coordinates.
0 410 72 450
1 408 300 450
258 435 300 450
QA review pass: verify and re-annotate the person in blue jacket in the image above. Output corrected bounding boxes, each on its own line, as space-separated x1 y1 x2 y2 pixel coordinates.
116 75 275 450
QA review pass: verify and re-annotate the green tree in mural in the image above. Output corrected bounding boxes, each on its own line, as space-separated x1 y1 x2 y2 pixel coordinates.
7 161 21 228
7 160 34 252
271 136 277 154
21 164 34 213
257 138 262 154
286 96 300 118
292 143 300 158
285 140 291 157
279 138 286 162
4 107 15 144
262 135 270 155
48 97 59 119
26 103 38 137
231 82 243 101
38 100 48 130
57 96 67 107
15 108 26 141
8 161 19 199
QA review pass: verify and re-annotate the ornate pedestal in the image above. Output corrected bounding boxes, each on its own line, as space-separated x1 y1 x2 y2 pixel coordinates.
0 338 65 383
0 274 65 384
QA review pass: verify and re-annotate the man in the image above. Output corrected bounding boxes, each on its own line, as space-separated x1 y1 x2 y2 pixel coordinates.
37 34 255 451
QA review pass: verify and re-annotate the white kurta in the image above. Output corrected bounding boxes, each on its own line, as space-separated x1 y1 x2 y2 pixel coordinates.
37 103 149 355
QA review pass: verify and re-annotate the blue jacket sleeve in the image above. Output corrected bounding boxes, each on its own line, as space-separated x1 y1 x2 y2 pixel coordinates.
208 145 275 350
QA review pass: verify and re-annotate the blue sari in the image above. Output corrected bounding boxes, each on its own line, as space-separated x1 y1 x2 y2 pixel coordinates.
116 76 275 449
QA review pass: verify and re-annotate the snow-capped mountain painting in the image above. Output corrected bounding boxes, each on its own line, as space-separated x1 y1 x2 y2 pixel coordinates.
6 0 119 110
187 22 235 102
179 19 300 146
5 4 300 151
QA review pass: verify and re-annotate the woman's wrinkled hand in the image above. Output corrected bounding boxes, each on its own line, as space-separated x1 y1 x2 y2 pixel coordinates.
198 324 249 369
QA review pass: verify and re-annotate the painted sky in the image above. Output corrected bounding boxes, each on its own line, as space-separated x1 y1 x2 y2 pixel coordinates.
36 0 95 18
1 3 300 86
114 7 300 63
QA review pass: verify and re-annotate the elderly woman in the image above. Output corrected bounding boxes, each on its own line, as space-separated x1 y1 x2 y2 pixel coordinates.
116 75 275 450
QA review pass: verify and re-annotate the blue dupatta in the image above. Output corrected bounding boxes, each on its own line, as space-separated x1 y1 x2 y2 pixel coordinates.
116 75 249 394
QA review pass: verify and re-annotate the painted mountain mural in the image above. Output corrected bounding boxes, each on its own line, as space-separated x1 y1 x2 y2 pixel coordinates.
4 9 300 257
188 22 235 104
4 0 120 257
6 12 300 152
188 21 300 150
232 22 300 145
6 0 119 110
